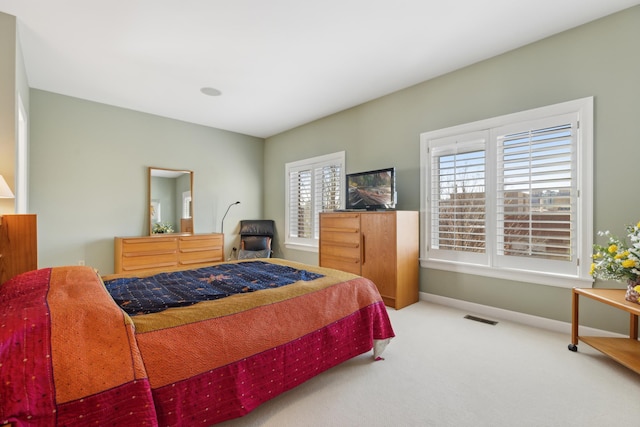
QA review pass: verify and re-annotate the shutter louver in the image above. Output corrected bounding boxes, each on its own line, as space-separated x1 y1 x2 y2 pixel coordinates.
431 148 486 253
497 123 575 262
289 169 312 238
314 164 342 238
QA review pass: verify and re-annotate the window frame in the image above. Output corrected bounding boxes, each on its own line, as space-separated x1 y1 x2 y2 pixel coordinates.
182 190 192 219
284 151 345 252
420 97 594 288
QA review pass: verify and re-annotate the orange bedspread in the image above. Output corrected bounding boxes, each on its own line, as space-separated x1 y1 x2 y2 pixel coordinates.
1 260 394 426
0 266 157 426
123 259 395 425
129 259 390 387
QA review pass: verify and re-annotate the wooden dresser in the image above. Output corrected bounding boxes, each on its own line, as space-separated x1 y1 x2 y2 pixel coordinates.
114 233 224 274
0 214 38 284
319 211 419 309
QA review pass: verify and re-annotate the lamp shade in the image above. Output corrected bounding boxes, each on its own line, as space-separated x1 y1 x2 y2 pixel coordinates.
0 175 15 198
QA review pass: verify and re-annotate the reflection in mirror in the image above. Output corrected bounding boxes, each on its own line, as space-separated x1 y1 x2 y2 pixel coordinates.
148 167 194 235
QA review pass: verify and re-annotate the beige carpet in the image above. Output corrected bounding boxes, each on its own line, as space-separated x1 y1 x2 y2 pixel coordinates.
219 301 640 427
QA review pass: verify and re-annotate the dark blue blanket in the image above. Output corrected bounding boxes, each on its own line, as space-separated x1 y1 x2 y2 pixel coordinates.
104 261 324 316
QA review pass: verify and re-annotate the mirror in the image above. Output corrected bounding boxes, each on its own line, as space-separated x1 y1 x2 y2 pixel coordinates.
148 167 194 235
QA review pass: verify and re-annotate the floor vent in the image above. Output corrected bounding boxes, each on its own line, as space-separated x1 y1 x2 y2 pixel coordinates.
464 315 498 325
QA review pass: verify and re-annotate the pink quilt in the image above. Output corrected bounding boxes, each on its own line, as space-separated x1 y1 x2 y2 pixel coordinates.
1 260 394 426
0 267 157 426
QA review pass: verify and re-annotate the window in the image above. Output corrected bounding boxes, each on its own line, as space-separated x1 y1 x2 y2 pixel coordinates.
285 151 345 251
17 93 28 213
182 190 192 218
428 131 488 266
420 98 593 288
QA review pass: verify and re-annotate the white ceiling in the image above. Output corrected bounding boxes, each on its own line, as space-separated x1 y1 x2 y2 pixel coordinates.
1 0 638 138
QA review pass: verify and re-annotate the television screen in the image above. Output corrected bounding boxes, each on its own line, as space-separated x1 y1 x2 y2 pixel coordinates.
346 167 396 210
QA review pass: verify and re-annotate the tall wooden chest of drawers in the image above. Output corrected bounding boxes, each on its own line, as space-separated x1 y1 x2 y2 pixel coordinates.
319 211 418 309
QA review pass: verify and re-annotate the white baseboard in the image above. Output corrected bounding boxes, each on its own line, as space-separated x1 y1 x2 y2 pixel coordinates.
420 291 622 338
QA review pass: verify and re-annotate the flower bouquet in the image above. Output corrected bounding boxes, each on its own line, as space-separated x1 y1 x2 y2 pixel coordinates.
152 222 174 234
591 221 640 304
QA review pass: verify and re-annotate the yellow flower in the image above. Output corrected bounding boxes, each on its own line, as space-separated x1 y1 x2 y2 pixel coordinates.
622 259 636 269
592 222 640 282
634 285 640 293
615 251 630 260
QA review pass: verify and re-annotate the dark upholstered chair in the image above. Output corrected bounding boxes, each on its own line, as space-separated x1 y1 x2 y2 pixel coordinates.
238 220 275 259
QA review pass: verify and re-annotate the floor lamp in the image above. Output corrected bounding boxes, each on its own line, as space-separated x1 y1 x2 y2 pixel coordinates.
221 201 240 233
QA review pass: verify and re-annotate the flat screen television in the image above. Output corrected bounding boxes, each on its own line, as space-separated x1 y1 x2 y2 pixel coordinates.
346 167 396 210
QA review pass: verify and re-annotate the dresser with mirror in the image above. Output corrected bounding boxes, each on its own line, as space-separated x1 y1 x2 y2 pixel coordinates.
113 167 224 274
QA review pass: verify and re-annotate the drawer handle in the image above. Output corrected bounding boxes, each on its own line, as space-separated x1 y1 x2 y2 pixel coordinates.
362 235 365 264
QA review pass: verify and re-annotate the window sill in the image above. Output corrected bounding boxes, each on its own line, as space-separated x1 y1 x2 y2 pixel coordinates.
420 258 593 289
284 241 319 253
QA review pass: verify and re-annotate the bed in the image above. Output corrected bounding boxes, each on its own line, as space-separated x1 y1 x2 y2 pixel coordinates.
0 258 394 426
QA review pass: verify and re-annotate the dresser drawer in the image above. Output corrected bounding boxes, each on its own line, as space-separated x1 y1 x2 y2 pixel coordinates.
178 235 223 265
320 240 360 258
179 249 223 266
179 235 223 251
121 237 178 255
121 252 178 271
320 213 360 232
319 253 361 275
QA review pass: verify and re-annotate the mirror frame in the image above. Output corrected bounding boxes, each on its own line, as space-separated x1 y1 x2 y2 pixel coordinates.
148 167 194 235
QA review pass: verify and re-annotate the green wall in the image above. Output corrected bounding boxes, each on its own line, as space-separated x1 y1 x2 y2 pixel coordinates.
264 6 640 332
30 90 264 274
7 6 640 332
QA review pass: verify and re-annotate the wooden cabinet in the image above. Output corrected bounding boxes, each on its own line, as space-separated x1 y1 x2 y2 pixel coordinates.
320 211 418 309
0 214 37 284
114 233 224 274
569 288 640 374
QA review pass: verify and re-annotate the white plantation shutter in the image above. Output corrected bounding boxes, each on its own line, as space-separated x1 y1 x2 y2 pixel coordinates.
428 132 488 265
288 168 312 239
494 115 577 274
314 164 342 237
421 97 593 287
285 152 345 248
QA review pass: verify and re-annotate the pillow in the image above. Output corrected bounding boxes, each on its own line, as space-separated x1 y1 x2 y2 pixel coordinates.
238 249 271 259
242 236 271 251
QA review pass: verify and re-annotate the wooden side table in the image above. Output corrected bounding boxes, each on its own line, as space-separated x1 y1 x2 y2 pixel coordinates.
569 287 640 374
